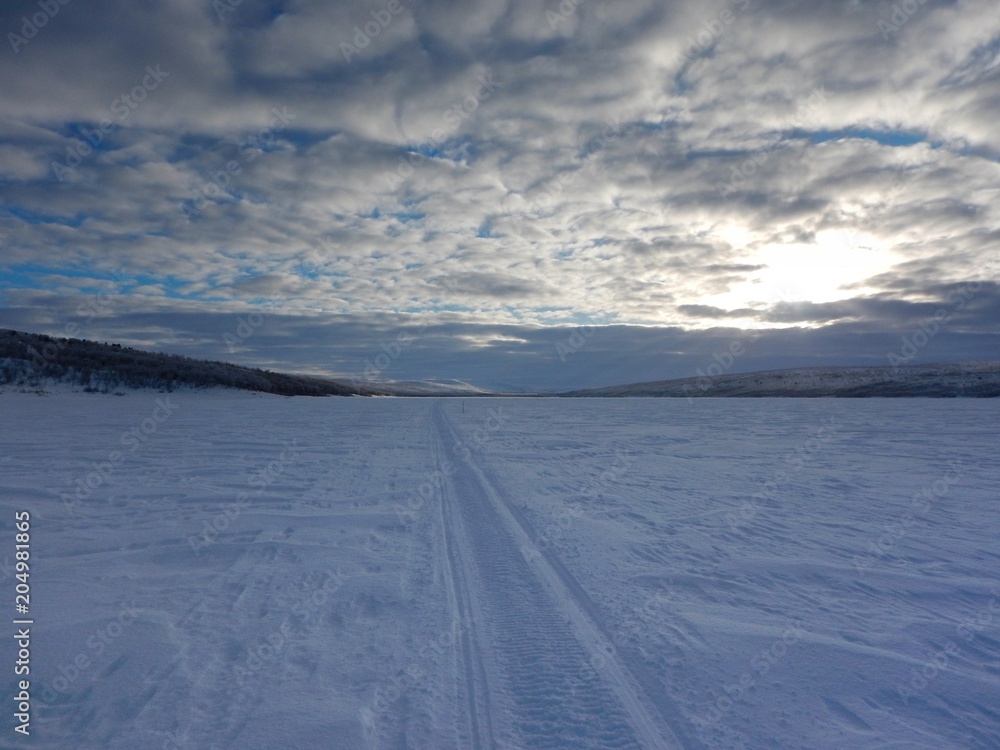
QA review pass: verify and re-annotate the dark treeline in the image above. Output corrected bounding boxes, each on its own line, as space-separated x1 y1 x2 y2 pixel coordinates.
0 329 384 396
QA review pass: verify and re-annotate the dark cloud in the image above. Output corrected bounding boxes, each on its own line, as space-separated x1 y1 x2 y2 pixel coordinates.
676 304 754 319
3 285 998 391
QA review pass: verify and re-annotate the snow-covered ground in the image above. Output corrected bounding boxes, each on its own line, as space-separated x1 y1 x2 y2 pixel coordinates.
1 391 998 749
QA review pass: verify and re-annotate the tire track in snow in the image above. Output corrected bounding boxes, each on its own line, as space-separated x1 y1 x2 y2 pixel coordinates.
432 405 499 750
461 447 705 750
433 402 683 749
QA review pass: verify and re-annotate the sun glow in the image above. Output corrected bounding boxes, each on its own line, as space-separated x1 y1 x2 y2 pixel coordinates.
704 229 900 316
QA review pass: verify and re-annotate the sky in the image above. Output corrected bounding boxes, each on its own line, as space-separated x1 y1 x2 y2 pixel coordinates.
0 0 999 391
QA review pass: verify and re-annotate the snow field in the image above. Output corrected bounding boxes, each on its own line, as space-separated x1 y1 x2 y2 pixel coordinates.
0 392 998 748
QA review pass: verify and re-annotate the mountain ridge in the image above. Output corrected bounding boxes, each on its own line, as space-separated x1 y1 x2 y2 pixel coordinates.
557 361 1000 398
3 328 998 397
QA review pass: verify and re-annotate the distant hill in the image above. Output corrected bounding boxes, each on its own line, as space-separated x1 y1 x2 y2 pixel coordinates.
367 378 498 396
558 362 1000 398
5 328 998 398
0 329 386 397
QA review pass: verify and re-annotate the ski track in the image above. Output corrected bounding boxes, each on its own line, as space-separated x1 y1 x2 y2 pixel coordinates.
432 402 686 749
433 406 499 750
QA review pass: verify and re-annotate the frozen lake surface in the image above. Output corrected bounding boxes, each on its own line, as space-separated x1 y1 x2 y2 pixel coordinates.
2 392 999 749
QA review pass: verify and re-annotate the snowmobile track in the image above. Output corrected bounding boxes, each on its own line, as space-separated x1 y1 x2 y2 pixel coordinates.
432 402 687 749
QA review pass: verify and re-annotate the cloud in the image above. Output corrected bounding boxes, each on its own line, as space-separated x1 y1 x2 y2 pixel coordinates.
1 0 998 388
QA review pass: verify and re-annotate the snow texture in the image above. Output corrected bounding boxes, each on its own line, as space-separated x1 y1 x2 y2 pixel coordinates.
1 392 998 749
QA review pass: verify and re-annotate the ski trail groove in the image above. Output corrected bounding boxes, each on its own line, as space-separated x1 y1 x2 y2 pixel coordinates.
432 405 498 750
453 432 704 750
433 402 683 749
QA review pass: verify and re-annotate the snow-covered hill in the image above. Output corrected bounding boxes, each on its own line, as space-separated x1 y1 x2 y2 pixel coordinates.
363 378 498 396
560 361 1000 398
0 328 383 396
